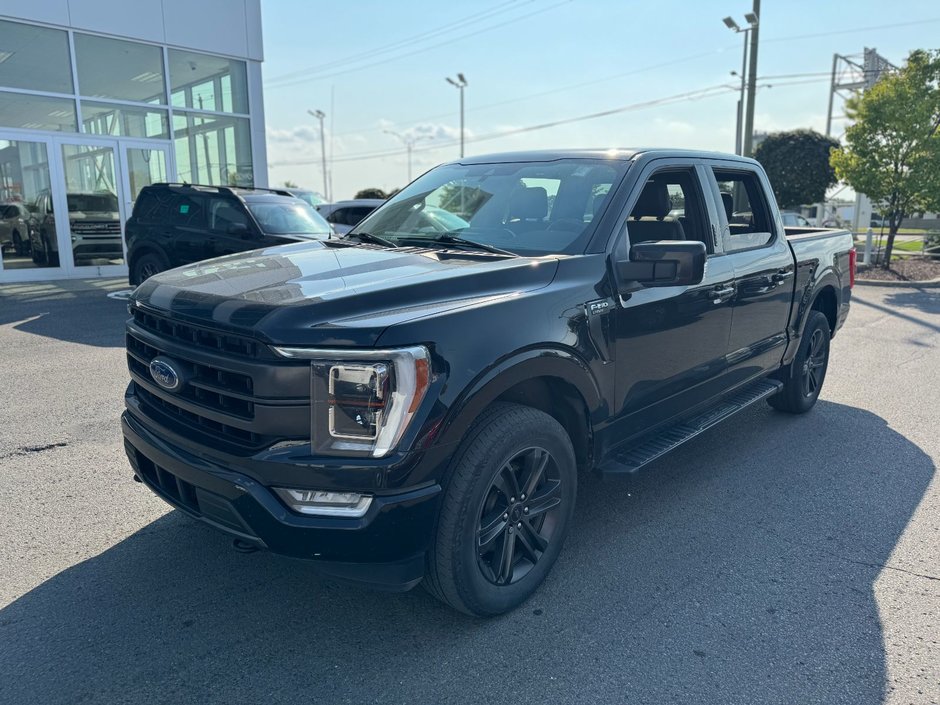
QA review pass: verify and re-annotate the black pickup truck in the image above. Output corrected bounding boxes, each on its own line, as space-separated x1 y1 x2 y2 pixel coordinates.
122 149 854 616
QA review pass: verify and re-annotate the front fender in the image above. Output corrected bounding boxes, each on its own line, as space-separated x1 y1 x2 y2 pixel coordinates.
434 346 605 449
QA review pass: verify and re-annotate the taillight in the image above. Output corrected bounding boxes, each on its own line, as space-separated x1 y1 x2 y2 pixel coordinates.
849 248 856 288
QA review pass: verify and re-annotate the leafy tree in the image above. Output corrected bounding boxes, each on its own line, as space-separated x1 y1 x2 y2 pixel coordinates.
754 130 841 208
831 49 940 266
282 179 299 188
355 188 387 199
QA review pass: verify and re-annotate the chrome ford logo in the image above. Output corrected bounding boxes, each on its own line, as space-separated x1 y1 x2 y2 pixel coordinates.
149 357 183 392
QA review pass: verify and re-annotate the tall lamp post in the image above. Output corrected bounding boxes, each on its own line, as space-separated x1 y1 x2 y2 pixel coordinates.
384 130 432 183
445 73 468 158
307 109 329 201
723 12 759 156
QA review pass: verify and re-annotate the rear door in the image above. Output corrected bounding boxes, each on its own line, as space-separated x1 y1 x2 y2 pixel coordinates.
704 163 794 376
611 160 736 436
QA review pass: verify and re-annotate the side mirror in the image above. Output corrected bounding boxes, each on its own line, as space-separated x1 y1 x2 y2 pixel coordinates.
227 222 251 236
615 240 706 289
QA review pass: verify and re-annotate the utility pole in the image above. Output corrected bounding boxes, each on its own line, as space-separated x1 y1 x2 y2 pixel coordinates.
384 130 432 183
307 109 328 201
741 0 760 157
723 14 758 155
446 74 468 158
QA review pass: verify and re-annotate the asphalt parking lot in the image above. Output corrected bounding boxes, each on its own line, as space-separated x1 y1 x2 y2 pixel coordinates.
1 280 938 705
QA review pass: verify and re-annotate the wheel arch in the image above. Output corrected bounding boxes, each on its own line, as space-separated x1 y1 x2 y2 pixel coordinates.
434 348 604 473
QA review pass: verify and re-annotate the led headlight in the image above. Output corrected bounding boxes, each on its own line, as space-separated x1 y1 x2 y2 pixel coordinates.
272 345 431 458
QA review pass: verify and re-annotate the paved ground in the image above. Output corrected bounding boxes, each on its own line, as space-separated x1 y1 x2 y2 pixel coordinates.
0 279 938 705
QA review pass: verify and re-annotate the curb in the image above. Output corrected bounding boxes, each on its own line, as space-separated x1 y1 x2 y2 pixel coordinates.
855 276 940 288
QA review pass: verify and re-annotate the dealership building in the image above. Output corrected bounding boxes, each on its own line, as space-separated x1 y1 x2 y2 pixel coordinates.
0 0 267 282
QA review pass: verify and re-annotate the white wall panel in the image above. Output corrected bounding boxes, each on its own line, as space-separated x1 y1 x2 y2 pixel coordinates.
0 0 70 27
68 0 165 44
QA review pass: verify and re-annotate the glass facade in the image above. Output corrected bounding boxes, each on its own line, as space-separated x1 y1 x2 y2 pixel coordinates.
0 18 254 190
0 17 259 279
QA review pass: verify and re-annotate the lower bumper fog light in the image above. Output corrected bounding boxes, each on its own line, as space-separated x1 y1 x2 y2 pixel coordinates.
274 488 373 517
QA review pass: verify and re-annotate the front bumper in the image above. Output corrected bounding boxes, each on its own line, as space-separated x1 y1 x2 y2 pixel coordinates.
122 411 442 590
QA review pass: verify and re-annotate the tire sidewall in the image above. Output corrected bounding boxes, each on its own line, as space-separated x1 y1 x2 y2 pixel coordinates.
449 409 577 615
793 312 830 410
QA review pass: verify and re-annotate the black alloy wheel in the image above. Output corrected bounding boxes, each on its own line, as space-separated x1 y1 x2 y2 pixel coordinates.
477 446 563 586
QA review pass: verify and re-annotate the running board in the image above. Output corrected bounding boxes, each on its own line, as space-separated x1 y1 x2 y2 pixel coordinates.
598 378 783 475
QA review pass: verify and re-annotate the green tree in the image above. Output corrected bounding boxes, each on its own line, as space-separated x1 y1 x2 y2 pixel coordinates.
354 188 387 199
754 130 841 208
830 49 940 266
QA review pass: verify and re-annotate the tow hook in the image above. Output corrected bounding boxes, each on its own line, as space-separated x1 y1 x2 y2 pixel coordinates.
233 538 260 553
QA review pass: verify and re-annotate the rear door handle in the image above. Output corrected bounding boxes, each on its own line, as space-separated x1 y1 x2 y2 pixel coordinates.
711 285 735 304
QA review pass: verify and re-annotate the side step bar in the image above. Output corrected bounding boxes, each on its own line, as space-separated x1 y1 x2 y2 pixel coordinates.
598 378 783 475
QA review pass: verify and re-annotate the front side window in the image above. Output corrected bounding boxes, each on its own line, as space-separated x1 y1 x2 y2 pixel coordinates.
626 169 711 251
713 169 774 252
353 159 626 256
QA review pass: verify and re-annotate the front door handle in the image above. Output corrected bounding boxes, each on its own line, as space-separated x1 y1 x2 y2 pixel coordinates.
772 270 794 283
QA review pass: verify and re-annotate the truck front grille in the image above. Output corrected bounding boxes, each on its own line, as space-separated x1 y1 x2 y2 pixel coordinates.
125 309 310 452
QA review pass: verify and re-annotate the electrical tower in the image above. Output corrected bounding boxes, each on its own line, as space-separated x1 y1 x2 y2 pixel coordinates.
822 48 896 231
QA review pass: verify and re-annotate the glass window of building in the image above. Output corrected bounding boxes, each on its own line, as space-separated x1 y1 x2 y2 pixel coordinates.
81 102 169 139
0 139 55 270
74 33 166 104
173 113 253 187
168 50 248 114
0 20 73 94
0 92 77 132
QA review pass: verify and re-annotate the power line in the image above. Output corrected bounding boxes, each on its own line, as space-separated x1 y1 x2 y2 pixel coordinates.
267 0 529 84
761 16 940 44
266 0 573 89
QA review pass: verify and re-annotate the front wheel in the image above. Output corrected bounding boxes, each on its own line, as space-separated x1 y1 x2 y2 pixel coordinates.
424 403 577 616
768 310 831 414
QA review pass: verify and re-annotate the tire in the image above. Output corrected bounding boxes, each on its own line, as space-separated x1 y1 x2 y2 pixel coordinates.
12 231 25 256
768 310 831 414
132 250 170 284
424 403 577 616
47 237 59 267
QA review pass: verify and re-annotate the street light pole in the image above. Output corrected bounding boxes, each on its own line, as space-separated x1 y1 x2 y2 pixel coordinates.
384 130 432 183
446 73 468 158
307 109 328 201
723 10 759 156
742 2 760 157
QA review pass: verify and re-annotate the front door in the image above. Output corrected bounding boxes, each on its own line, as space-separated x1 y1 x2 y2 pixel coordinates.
612 162 736 439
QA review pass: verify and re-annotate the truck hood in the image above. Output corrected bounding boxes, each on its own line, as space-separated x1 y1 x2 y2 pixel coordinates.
132 241 558 347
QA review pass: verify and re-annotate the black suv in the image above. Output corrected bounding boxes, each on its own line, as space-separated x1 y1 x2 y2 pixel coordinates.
125 183 333 285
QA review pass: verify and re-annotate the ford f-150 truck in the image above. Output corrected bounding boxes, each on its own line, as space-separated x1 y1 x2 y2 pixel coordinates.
122 149 854 616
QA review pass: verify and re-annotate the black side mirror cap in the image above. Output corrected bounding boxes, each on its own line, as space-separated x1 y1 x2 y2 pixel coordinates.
615 240 707 290
227 222 251 236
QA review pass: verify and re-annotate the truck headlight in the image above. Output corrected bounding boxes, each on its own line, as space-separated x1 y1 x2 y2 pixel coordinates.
272 345 431 458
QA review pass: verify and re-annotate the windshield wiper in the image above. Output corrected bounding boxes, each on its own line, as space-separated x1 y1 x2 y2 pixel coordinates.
429 233 516 256
343 231 397 248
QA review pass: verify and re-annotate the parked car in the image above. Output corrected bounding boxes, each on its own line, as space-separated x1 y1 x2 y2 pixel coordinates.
0 202 32 255
286 188 326 208
30 190 121 266
122 148 854 616
780 211 811 227
315 199 384 234
125 183 333 284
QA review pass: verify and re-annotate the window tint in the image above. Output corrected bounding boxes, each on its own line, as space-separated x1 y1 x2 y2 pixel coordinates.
208 197 249 232
713 169 774 252
137 191 206 227
627 169 710 251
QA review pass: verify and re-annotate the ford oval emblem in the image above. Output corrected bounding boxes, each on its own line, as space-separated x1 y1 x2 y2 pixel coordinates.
149 356 182 392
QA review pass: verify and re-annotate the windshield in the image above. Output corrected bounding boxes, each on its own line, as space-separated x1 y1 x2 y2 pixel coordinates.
67 193 118 212
350 158 626 255
290 190 326 208
246 200 332 235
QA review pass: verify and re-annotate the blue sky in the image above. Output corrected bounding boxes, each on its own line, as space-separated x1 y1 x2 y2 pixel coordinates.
260 0 940 199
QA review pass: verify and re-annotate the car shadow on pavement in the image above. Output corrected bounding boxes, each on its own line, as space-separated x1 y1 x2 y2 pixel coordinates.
0 287 128 348
853 290 940 334
0 401 933 704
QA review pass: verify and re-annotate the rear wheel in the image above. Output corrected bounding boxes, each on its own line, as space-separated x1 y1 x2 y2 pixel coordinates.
768 310 830 414
424 403 577 616
132 250 170 284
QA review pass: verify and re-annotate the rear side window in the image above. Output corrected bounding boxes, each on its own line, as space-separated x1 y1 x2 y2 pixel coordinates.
712 169 774 252
135 189 206 228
